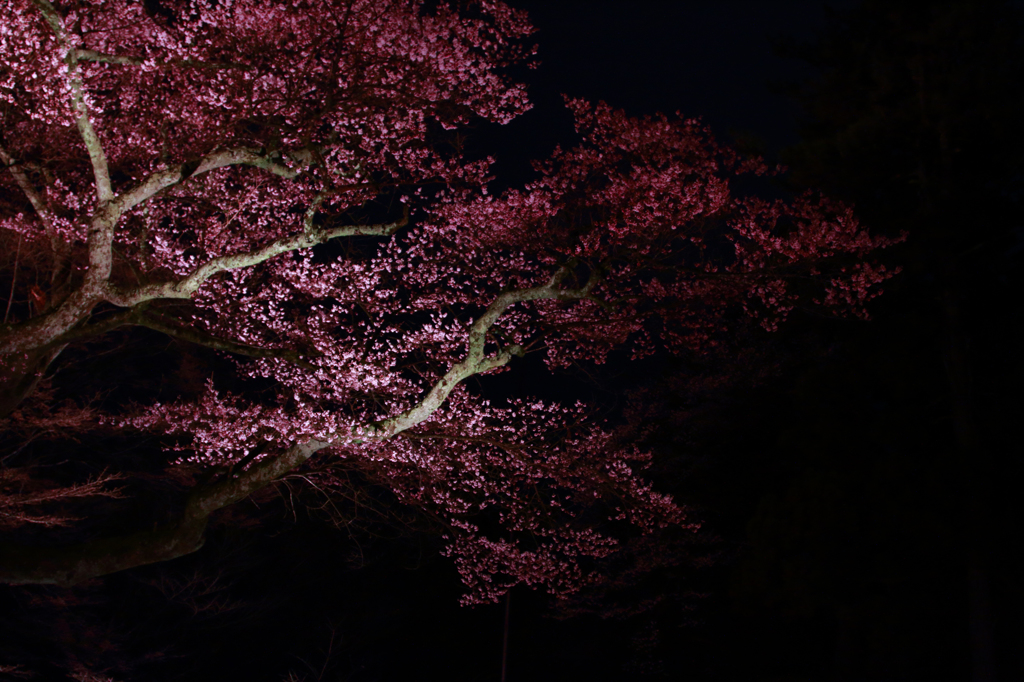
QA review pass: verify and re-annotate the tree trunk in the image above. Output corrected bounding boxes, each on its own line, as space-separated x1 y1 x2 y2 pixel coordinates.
943 292 997 682
0 440 326 585
0 512 208 586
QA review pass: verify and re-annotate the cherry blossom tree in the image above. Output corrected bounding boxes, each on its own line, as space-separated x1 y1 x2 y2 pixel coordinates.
0 0 899 602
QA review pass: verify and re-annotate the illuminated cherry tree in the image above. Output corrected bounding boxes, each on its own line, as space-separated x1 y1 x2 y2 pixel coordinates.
0 0 898 601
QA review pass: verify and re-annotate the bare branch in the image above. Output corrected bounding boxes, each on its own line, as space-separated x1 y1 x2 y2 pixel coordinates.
0 470 125 529
0 664 33 679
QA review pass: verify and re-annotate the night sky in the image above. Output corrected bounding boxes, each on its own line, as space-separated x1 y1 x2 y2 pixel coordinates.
484 0 856 182
2 1 1023 681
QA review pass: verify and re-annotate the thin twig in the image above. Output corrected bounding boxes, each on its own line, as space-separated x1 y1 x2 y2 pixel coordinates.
4 233 22 324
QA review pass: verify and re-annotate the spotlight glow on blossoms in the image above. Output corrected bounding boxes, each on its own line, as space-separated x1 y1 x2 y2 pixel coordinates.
0 0 899 603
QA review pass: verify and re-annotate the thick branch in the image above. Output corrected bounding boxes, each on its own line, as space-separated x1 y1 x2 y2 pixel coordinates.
30 0 113 204
73 48 252 72
188 439 331 518
72 48 142 66
187 268 600 514
43 306 317 369
115 147 311 218
0 147 318 355
106 214 408 306
0 268 601 584
371 266 596 438
0 514 209 586
43 307 143 346
0 287 103 355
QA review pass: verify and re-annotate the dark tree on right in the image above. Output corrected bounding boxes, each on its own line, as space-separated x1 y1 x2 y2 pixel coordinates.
741 1 1024 680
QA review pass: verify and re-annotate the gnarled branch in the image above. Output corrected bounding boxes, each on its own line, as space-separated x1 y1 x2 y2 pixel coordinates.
0 267 604 584
30 0 113 204
106 212 408 306
0 150 381 355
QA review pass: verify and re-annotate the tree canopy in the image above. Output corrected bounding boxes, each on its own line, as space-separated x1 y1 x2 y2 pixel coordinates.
0 0 897 612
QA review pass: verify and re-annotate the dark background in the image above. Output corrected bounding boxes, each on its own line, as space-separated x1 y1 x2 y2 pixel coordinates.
3 1 1023 681
483 0 857 183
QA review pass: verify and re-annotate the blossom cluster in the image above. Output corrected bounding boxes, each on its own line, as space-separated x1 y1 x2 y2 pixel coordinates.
1 1 898 598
